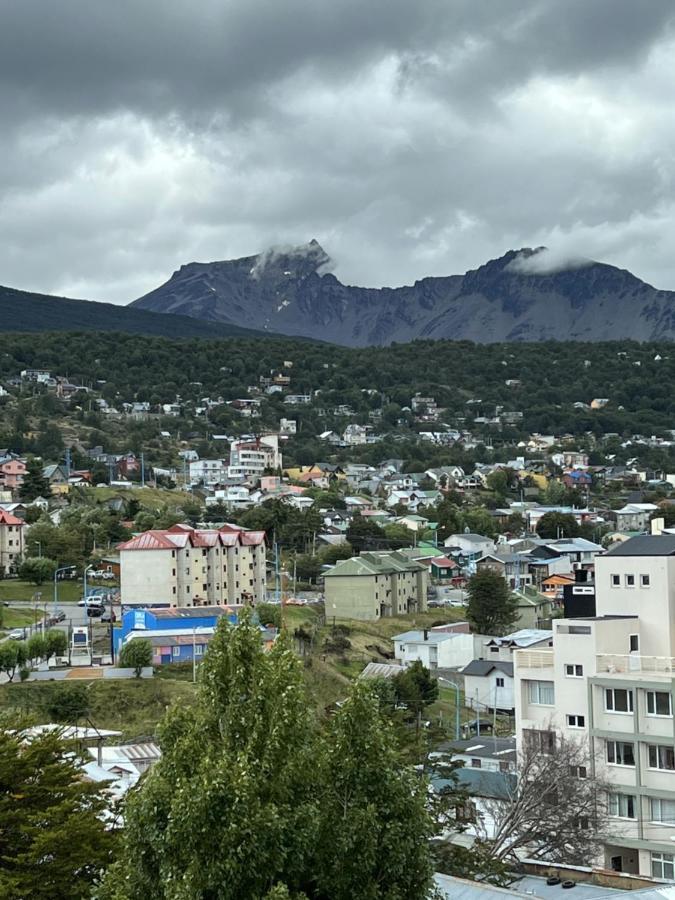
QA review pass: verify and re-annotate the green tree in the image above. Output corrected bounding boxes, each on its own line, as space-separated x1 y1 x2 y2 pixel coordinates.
346 512 385 552
0 724 116 898
45 683 90 723
26 633 48 664
18 556 57 586
393 660 439 729
466 570 519 636
536 511 580 539
0 641 21 682
118 638 153 677
100 612 319 898
19 457 52 502
45 629 68 662
256 602 282 629
313 682 436 899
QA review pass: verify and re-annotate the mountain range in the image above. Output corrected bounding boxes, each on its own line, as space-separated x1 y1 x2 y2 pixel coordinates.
3 243 675 345
0 284 268 340
130 242 675 346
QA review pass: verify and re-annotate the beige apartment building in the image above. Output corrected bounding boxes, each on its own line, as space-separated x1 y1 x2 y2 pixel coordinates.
0 509 24 576
118 523 266 607
515 535 675 880
324 551 428 621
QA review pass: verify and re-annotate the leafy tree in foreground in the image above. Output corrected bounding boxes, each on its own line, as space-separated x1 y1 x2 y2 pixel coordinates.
100 611 437 899
393 660 439 728
0 640 26 682
466 570 519 636
18 555 57 586
45 628 68 661
0 725 116 899
118 638 152 677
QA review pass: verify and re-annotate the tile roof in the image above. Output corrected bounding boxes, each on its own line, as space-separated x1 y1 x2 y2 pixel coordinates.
0 509 24 526
117 525 265 551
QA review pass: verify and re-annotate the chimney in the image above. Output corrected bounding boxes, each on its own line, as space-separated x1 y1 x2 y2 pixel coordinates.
423 629 428 641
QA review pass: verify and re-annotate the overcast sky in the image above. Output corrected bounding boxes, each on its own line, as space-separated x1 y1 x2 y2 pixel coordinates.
2 0 675 303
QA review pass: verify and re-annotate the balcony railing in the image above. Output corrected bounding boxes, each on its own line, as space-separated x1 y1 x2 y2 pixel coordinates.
596 654 675 674
514 649 554 670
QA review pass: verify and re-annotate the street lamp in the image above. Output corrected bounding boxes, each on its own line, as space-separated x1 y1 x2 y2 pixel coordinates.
53 565 74 614
83 563 94 607
438 676 461 740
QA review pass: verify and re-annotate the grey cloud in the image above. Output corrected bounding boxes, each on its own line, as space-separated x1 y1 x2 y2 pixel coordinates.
1 1 675 303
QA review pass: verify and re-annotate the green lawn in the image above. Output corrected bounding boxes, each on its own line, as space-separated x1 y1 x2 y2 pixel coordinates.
0 607 43 630
0 677 198 742
0 579 82 603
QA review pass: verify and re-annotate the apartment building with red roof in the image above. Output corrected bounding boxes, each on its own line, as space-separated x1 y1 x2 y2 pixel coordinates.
117 523 267 607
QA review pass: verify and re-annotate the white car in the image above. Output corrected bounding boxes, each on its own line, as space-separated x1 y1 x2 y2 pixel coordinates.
78 597 104 608
7 629 27 640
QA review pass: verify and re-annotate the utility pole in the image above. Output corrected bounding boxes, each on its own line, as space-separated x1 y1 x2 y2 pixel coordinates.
141 453 145 489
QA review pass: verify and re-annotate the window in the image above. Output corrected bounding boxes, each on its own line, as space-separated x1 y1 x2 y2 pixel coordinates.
195 644 204 657
172 646 180 658
570 765 587 778
490 645 500 653
652 853 675 880
528 681 555 705
471 758 481 768
567 714 585 728
641 574 651 587
606 741 635 767
647 691 672 717
496 677 505 688
629 634 639 653
611 574 620 587
524 729 555 754
625 574 635 587
576 816 590 830
565 664 583 677
648 745 675 771
499 761 511 773
605 688 633 713
650 798 675 825
609 794 636 819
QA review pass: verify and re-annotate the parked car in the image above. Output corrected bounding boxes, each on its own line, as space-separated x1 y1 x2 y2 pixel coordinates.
46 609 67 625
7 628 27 640
86 606 104 618
78 597 105 608
100 610 116 623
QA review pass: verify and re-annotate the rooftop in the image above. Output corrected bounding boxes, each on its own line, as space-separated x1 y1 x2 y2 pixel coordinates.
605 534 675 557
393 629 463 645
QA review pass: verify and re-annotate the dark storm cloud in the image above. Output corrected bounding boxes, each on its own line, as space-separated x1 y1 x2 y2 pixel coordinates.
1 0 675 302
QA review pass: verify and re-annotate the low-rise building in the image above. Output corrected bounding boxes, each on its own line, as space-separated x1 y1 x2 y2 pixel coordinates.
324 551 428 621
0 509 24 576
392 625 475 670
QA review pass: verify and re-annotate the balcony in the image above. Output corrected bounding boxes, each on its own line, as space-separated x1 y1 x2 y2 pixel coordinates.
514 648 554 675
596 654 675 676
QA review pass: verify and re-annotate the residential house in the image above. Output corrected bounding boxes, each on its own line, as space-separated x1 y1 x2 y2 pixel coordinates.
430 555 461 581
0 509 25 576
42 464 70 495
443 533 495 558
476 552 533 589
189 459 227 486
324 551 428 621
117 524 267 607
608 503 659 533
462 660 515 714
229 435 281 478
392 623 475 670
0 458 26 494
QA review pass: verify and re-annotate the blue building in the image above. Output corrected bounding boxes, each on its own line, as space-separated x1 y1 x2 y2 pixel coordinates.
113 605 240 659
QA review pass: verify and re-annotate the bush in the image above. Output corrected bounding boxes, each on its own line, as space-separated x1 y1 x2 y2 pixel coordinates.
256 603 282 629
324 634 352 654
119 638 153 677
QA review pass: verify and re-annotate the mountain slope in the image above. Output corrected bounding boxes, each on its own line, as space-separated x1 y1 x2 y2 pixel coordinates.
131 242 675 346
0 284 272 339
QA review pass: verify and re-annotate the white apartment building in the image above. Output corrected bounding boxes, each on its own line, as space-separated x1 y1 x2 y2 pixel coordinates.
189 459 227 486
0 509 24 576
118 523 266 607
514 534 675 880
228 435 282 479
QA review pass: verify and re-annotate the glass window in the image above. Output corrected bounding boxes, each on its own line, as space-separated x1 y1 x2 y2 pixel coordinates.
609 794 636 819
611 574 620 587
471 758 481 768
652 853 675 880
569 765 587 778
195 644 203 657
565 664 583 677
625 574 635 587
566 714 585 728
629 634 639 652
641 574 651 587
648 745 675 771
647 691 672 717
172 646 180 658
496 677 505 687
605 688 633 713
524 729 555 754
606 741 635 766
528 680 555 705
650 798 675 825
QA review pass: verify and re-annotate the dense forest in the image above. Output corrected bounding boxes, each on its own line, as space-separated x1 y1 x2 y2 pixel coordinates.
0 332 673 471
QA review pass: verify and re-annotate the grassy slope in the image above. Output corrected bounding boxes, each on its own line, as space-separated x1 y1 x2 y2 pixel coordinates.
0 606 477 741
0 580 82 603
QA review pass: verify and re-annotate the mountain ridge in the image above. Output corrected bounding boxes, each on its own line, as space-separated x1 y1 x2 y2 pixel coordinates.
131 243 675 346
